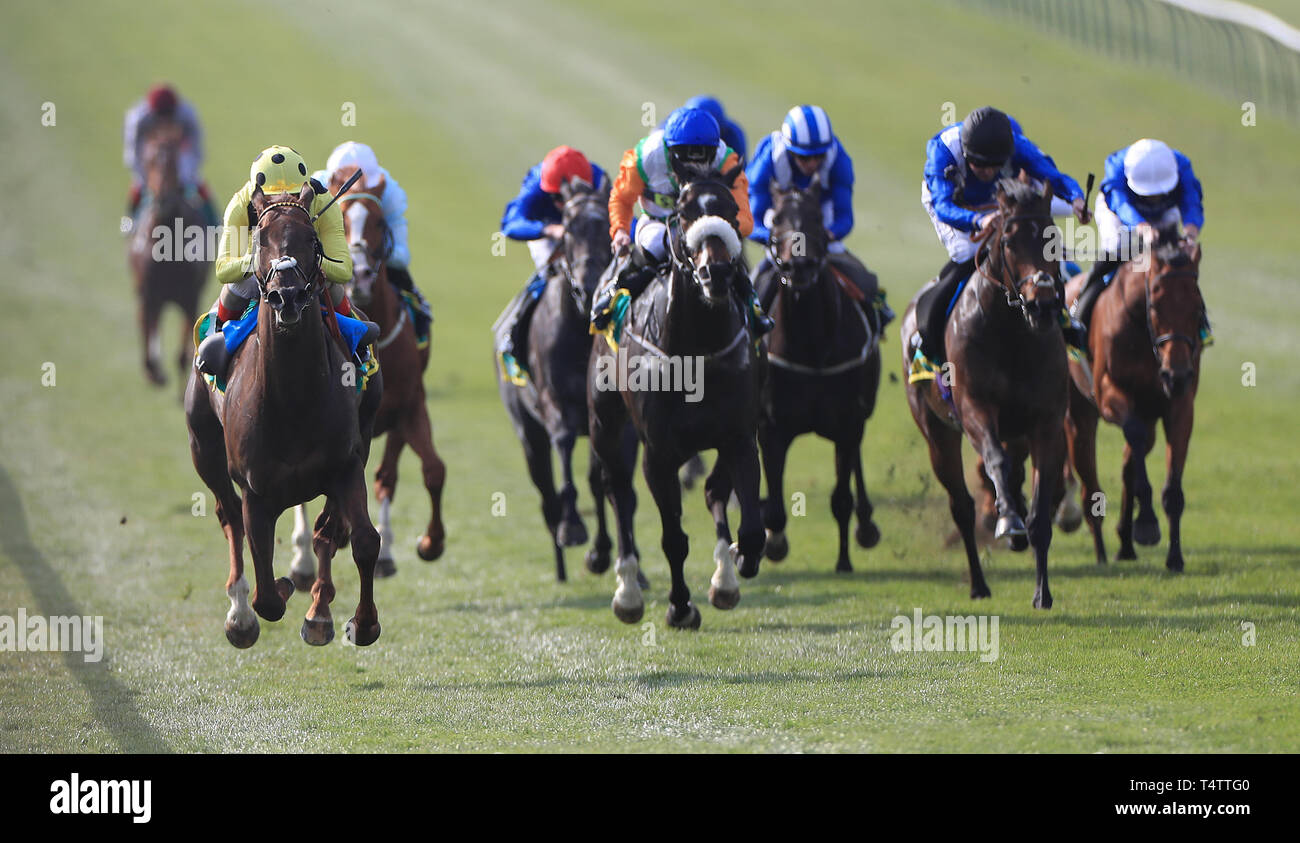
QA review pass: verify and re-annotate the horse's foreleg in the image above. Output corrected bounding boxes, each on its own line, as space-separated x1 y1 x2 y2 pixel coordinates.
243 492 291 623
1067 389 1108 564
831 439 857 573
758 426 792 562
1162 400 1194 573
518 412 565 581
400 404 447 562
851 440 881 549
1027 424 1065 610
592 399 641 622
584 440 612 574
288 504 315 591
964 411 1024 543
342 467 382 647
141 294 165 387
373 429 405 575
301 501 343 645
1117 416 1159 558
703 456 739 610
554 432 588 548
643 448 698 630
729 438 765 582
923 411 988 599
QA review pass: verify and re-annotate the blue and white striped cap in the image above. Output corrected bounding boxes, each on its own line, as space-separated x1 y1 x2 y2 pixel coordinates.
781 105 833 156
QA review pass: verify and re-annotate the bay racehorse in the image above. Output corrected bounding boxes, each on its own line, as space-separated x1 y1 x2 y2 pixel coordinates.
757 185 882 572
185 181 385 648
1063 226 1204 570
129 119 209 388
901 175 1067 608
287 167 446 585
498 180 624 582
589 167 765 629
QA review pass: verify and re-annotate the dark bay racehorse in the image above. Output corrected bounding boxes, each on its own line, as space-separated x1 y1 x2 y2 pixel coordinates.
498 181 623 582
185 181 385 648
1063 227 1204 570
757 186 882 572
902 176 1067 608
129 120 208 387
589 167 765 629
288 168 446 585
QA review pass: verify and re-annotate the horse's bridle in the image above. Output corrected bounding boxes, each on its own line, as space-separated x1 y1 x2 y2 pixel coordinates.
251 201 323 304
556 193 607 312
667 213 740 300
339 192 394 265
981 211 1059 321
766 229 828 292
1143 263 1201 360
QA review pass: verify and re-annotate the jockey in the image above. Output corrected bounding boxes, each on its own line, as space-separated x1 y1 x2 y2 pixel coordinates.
1071 138 1210 345
495 145 609 382
747 104 893 335
122 84 217 230
196 145 376 378
683 95 748 164
910 106 1089 379
311 141 432 337
590 106 769 334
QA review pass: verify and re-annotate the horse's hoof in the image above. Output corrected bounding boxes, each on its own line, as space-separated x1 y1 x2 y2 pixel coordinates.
1116 545 1137 561
612 598 644 625
737 554 761 580
1166 553 1184 573
666 602 701 630
835 558 854 574
374 556 397 578
557 519 588 548
344 617 381 647
289 568 315 593
636 569 651 590
224 620 260 649
145 363 167 387
764 529 789 562
1055 500 1083 533
416 534 444 562
1033 592 1053 610
708 585 740 611
970 583 992 600
1133 518 1161 547
584 547 611 574
253 593 287 623
1009 534 1029 552
275 576 296 603
855 520 881 549
300 616 335 646
995 514 1027 541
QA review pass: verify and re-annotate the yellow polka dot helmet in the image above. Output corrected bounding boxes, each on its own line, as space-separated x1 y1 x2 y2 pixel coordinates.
250 145 309 195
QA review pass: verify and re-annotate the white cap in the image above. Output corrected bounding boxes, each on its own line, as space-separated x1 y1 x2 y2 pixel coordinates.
1124 139 1178 196
326 141 381 188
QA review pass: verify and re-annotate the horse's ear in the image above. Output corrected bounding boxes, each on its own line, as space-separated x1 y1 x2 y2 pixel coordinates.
297 179 316 207
250 183 267 213
1017 168 1031 184
371 172 387 198
1042 180 1053 203
721 162 743 188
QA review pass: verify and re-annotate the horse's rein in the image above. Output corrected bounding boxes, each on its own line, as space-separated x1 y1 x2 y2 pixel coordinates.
979 211 1058 313
1143 263 1201 358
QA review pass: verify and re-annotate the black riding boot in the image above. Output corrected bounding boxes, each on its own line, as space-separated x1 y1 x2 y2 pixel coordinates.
591 246 659 330
914 258 975 361
388 265 432 338
1070 256 1121 330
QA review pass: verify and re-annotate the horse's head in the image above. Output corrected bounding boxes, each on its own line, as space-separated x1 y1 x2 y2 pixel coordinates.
768 184 829 292
1144 225 1202 398
250 181 322 329
333 167 390 307
142 120 184 205
988 173 1061 332
672 165 744 305
557 179 612 314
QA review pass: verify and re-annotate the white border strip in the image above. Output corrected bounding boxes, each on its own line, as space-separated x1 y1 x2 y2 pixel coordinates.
1157 0 1300 53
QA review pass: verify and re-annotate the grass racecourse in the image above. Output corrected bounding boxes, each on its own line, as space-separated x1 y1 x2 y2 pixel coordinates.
0 0 1297 753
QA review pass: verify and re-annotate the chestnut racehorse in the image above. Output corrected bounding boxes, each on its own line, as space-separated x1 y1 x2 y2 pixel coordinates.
1063 227 1204 570
185 181 385 648
287 167 446 585
902 176 1068 608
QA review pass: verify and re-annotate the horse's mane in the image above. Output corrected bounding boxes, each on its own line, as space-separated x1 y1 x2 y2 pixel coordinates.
996 176 1049 207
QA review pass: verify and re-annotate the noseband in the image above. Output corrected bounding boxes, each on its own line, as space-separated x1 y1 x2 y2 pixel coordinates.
252 202 322 302
1144 264 1201 360
982 211 1059 320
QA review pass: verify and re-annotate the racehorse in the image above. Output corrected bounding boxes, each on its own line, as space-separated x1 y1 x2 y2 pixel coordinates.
589 167 765 629
286 167 446 586
498 180 623 582
901 174 1068 608
185 181 385 648
128 120 208 388
1063 226 1204 570
756 185 882 572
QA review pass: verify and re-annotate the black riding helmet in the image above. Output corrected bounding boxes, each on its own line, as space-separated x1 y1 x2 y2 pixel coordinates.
961 106 1014 168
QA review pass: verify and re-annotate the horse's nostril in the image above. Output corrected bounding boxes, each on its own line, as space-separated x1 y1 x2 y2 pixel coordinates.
267 290 284 309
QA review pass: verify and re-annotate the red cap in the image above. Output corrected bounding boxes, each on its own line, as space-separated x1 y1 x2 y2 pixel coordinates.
147 84 179 115
540 146 593 194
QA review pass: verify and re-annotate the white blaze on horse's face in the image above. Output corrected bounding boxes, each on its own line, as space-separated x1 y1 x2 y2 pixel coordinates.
345 201 374 298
